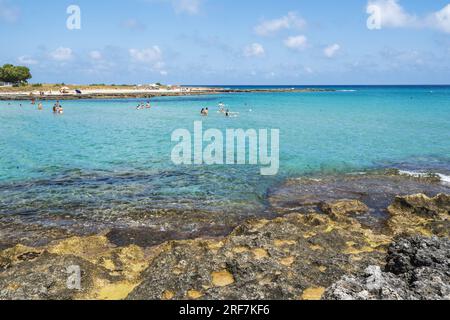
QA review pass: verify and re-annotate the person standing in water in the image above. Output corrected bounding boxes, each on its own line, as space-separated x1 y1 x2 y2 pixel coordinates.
38 102 43 111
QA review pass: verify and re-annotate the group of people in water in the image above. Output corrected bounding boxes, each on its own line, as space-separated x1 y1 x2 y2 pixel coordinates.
200 107 209 116
11 99 64 114
9 99 242 118
201 102 235 117
52 101 64 114
136 101 152 110
218 104 231 117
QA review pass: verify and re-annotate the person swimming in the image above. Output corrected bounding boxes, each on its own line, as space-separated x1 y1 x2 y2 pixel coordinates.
146 101 151 109
53 102 64 114
38 103 43 111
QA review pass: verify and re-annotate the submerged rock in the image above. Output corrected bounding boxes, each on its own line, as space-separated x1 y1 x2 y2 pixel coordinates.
323 236 450 300
320 200 369 220
268 173 450 231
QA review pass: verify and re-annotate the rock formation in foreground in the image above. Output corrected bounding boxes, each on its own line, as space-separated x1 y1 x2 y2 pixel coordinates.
0 193 448 300
324 236 450 300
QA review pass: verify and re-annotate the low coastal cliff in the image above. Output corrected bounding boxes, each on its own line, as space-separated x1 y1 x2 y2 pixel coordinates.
0 193 448 300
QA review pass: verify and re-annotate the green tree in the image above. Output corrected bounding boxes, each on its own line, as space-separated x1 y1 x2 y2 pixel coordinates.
0 64 32 85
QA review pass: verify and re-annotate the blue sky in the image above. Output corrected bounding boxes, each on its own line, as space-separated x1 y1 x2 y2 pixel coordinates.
1 0 450 84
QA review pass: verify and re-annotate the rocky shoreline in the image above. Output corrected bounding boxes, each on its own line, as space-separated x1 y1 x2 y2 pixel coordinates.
0 191 448 300
0 88 335 101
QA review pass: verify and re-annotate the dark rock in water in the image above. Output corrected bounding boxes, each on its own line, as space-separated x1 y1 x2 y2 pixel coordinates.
323 236 450 300
0 218 74 250
106 224 235 248
268 173 450 230
319 200 369 220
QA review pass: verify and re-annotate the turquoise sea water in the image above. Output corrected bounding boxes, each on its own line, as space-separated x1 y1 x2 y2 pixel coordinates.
1 86 450 230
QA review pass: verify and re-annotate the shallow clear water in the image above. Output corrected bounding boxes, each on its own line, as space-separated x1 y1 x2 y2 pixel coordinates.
1 86 450 230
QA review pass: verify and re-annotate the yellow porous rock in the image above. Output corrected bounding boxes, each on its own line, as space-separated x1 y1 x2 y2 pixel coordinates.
211 270 235 287
301 287 326 300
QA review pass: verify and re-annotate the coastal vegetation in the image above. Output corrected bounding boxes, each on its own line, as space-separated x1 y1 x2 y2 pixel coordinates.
0 83 137 93
0 64 32 86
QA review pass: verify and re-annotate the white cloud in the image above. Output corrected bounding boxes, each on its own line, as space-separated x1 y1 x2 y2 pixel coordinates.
17 56 38 65
129 47 162 63
129 47 166 72
89 51 102 60
160 70 168 76
243 43 265 57
255 12 306 36
0 0 19 23
367 0 417 28
50 47 73 61
324 44 341 58
367 0 450 33
428 4 450 33
284 35 308 51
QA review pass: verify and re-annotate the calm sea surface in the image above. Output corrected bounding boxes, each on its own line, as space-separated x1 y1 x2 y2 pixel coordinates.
1 86 450 231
